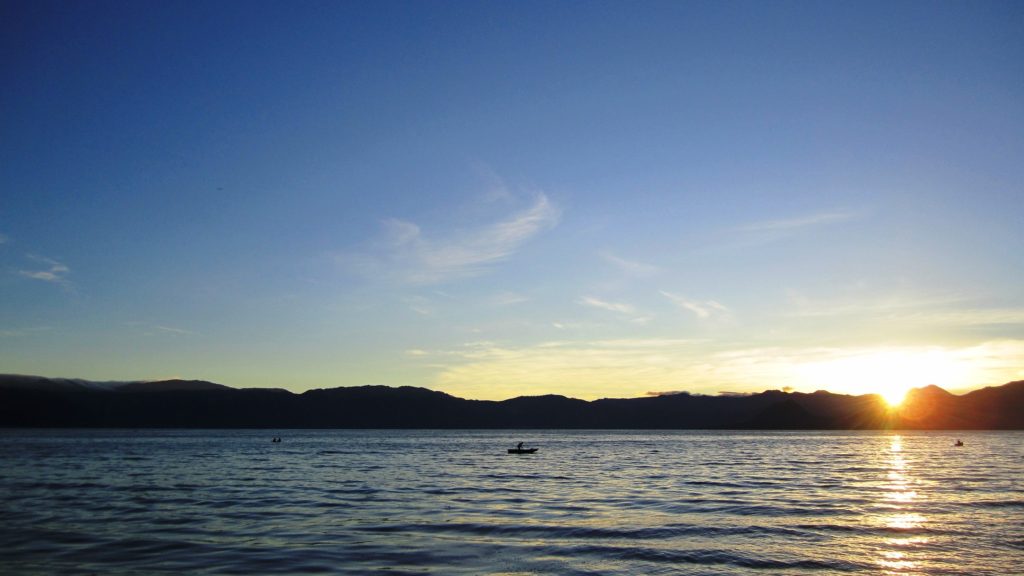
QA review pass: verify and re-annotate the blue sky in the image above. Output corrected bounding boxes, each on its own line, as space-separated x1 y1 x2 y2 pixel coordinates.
2 1 1023 400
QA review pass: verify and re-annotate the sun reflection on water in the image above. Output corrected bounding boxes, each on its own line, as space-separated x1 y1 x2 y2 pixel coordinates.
876 435 929 574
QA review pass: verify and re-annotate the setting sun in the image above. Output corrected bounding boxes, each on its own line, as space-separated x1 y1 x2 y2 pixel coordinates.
794 348 974 403
880 387 908 407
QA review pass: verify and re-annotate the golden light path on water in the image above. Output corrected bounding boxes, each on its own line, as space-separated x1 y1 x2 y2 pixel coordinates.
877 435 929 574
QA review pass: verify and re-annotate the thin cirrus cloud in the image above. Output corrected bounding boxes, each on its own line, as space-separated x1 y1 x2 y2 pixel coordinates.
490 291 530 307
18 255 70 284
600 252 661 277
154 325 196 336
123 321 197 336
660 290 730 319
343 193 560 284
737 210 856 233
902 308 1024 327
784 290 966 318
782 292 1024 328
578 296 636 315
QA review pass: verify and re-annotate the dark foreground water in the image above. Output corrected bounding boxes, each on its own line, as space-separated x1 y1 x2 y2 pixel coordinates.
1 430 1021 575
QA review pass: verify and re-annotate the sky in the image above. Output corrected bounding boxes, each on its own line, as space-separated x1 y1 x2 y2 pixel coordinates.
2 0 1023 401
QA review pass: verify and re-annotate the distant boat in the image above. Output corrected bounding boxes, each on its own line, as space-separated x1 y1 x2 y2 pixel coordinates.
508 447 538 454
954 439 964 447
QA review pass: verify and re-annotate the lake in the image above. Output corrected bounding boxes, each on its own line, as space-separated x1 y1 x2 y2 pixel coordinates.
1 429 1021 574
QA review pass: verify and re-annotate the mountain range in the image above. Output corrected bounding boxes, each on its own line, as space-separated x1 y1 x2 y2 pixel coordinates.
2 374 1023 429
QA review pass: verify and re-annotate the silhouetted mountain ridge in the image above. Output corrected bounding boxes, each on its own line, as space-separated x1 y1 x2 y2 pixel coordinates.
117 379 231 392
1 374 1022 429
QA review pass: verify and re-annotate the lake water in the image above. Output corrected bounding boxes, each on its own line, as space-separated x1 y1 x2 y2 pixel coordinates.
1 430 1021 575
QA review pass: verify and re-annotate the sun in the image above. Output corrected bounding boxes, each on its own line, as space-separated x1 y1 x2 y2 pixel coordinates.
794 348 971 403
879 386 909 407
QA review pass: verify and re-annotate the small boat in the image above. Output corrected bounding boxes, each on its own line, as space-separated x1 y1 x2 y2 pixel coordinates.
954 440 964 447
508 447 538 454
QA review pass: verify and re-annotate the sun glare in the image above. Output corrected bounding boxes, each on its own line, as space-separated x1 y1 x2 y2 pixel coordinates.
880 387 908 407
795 348 972 402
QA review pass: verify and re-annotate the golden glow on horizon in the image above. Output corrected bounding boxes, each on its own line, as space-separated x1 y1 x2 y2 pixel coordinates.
794 348 973 403
424 339 1023 401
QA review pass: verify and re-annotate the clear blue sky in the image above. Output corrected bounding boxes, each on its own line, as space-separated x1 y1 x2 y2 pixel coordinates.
2 0 1022 400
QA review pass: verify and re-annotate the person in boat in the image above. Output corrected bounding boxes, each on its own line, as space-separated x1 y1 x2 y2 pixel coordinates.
517 442 524 450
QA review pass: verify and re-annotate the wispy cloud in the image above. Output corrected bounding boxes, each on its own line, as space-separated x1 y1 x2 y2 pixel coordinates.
19 255 70 284
578 296 636 315
785 290 964 318
578 296 652 324
0 325 54 338
903 308 1024 327
342 193 560 284
600 252 661 277
406 298 435 316
154 325 195 335
551 320 600 331
738 210 856 232
124 321 198 336
490 291 530 307
475 165 516 204
660 290 731 320
783 291 1024 328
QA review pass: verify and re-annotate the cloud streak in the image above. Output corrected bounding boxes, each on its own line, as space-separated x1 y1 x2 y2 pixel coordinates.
600 252 661 277
738 211 856 232
785 291 964 318
660 291 730 319
154 325 195 335
343 193 560 284
19 255 70 284
783 291 1024 328
579 296 636 315
490 291 529 307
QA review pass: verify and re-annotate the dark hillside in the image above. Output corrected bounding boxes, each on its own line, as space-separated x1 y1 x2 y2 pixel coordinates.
2 374 1022 429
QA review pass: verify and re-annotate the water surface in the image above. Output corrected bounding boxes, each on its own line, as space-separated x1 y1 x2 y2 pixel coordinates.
1 430 1021 574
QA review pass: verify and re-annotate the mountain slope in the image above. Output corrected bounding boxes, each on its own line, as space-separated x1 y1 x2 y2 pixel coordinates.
1 374 1022 429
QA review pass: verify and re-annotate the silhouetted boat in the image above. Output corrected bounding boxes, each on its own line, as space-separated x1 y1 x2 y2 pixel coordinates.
508 447 538 454
954 440 964 447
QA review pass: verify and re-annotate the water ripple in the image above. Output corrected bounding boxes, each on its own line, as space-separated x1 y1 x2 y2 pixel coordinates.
1 429 1021 575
